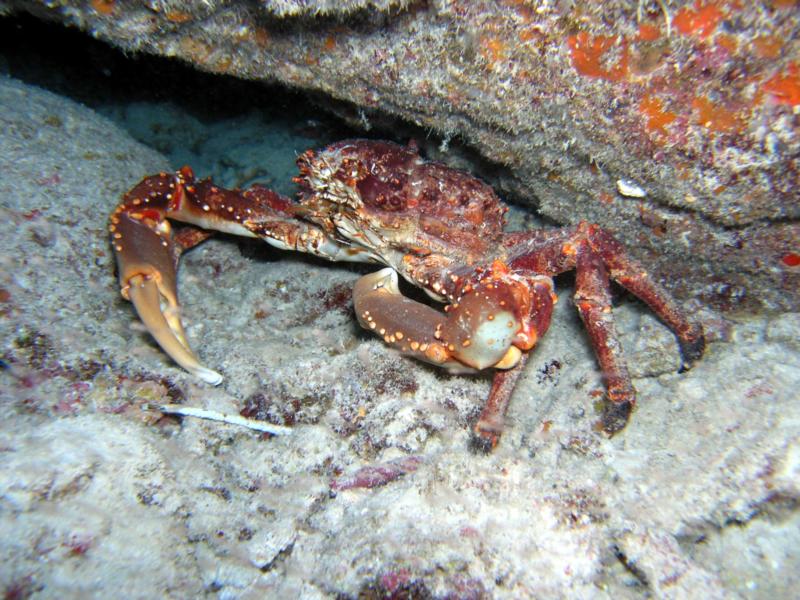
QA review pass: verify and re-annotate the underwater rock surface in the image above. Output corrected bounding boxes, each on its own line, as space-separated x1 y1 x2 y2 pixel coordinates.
1 76 799 598
1 0 798 311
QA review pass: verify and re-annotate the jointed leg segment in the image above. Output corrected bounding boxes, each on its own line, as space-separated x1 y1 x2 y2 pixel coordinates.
574 243 635 433
110 169 322 385
508 221 704 434
472 353 531 451
583 226 705 368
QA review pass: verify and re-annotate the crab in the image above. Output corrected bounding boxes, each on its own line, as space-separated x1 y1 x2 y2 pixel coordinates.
109 139 704 448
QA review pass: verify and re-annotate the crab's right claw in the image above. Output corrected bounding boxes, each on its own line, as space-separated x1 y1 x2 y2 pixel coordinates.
126 272 223 386
111 204 223 385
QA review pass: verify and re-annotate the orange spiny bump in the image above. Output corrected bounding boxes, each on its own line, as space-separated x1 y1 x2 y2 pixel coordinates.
424 343 449 364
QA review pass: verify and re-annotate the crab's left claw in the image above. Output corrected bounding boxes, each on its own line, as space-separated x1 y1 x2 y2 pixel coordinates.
110 178 223 385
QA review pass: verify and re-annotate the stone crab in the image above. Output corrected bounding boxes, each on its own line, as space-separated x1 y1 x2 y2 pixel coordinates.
109 139 705 448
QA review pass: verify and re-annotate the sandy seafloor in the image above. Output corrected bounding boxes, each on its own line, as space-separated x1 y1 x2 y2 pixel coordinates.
1 22 799 600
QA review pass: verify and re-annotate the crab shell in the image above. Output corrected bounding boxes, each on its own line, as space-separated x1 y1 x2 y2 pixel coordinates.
293 140 508 280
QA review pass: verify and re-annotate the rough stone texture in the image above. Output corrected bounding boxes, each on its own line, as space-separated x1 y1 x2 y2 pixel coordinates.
261 0 412 17
2 77 799 599
1 0 798 312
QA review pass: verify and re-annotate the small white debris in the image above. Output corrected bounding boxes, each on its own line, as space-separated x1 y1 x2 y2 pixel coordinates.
158 404 293 435
616 179 647 198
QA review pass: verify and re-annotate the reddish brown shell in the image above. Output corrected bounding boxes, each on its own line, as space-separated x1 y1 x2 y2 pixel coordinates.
296 140 508 262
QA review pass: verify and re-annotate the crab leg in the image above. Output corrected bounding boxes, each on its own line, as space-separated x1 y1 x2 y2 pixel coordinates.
507 221 704 433
573 244 636 433
582 225 705 369
471 353 530 452
110 168 370 383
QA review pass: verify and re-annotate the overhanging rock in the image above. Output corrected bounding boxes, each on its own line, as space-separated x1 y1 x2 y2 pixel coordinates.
3 0 798 310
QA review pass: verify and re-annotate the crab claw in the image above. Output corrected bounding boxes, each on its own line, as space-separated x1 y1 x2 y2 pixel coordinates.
353 267 541 374
354 268 465 370
126 272 223 386
111 193 222 385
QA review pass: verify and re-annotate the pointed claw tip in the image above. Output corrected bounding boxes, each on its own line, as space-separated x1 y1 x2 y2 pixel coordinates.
678 330 706 371
194 366 223 385
469 430 498 454
470 417 503 453
601 400 633 435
